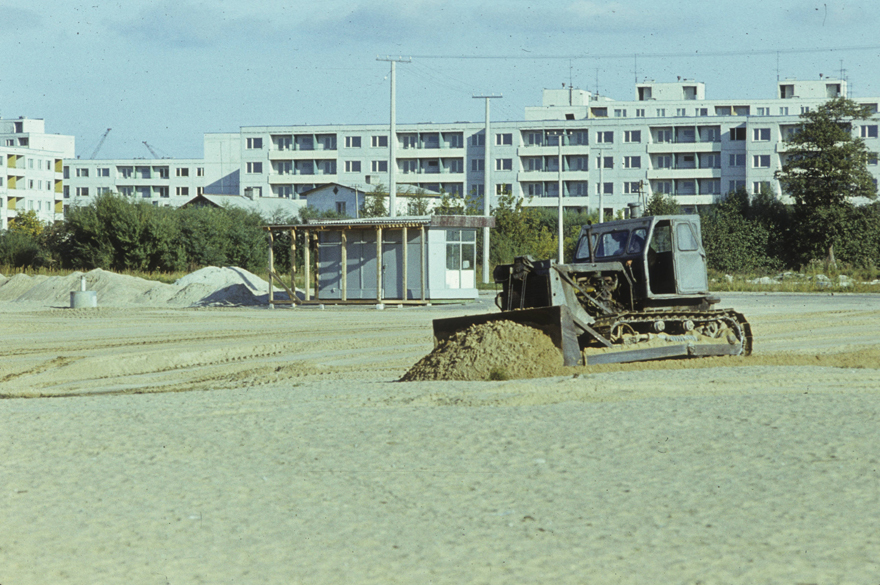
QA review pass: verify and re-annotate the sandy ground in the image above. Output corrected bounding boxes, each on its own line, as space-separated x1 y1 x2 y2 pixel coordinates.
2 292 880 584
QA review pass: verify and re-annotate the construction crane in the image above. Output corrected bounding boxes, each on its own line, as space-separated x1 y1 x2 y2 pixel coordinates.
90 128 111 159
142 141 161 158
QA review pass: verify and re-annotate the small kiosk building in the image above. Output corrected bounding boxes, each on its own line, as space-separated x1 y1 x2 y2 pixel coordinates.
264 215 495 305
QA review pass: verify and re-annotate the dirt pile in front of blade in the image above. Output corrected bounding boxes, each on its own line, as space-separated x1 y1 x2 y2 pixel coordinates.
401 320 566 381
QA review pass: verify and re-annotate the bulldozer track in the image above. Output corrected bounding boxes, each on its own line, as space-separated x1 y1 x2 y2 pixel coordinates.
593 309 753 356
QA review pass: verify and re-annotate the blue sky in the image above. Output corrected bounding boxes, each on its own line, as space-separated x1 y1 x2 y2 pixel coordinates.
3 0 880 159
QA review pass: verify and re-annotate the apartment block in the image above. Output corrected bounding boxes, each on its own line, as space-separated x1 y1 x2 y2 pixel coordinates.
0 118 74 230
62 77 880 220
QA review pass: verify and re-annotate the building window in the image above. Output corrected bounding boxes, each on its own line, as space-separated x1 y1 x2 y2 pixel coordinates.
197 187 204 196
495 183 512 195
197 167 205 177
655 181 672 194
471 133 485 147
635 109 645 117
623 156 641 169
597 182 613 195
157 167 169 179
495 133 512 146
676 108 687 116
753 155 771 168
336 201 347 215
97 167 109 177
567 155 589 171
596 131 613 144
757 107 769 116
696 108 708 116
655 129 672 143
753 128 771 141
729 153 745 167
753 181 771 194
246 162 263 173
655 155 672 169
371 160 388 172
704 154 721 169
176 187 189 196
119 167 133 178
157 186 169 198
779 107 789 115
344 160 362 173
801 106 811 114
623 130 641 143
471 159 485 172
730 127 746 141
345 136 362 148
495 158 512 171
400 160 417 174
76 187 89 197
861 125 878 138
614 109 627 118
76 168 89 177
623 181 641 194
371 135 388 148
566 181 589 196
176 167 189 177
656 108 666 117
247 137 263 149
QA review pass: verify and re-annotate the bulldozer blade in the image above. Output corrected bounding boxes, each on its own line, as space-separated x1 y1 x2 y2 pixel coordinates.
432 305 584 367
586 342 743 365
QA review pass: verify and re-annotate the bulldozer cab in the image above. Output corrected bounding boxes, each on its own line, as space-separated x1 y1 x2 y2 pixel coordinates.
573 215 709 299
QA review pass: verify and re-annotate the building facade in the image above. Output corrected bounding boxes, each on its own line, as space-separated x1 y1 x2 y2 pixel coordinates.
0 118 74 230
62 77 880 220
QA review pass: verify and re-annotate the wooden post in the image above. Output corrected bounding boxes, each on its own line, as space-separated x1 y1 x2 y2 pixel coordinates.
268 230 275 308
304 230 311 302
420 225 426 302
376 227 383 302
314 231 320 301
290 228 296 303
402 226 408 301
341 230 348 302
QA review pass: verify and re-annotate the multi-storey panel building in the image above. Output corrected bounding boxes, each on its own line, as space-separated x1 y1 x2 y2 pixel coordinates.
0 118 74 229
63 77 880 220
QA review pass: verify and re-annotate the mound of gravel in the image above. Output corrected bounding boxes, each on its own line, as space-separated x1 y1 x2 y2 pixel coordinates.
401 320 567 381
0 266 292 308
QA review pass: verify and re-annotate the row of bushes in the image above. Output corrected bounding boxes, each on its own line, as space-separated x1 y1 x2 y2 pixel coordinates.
3 190 880 276
1 195 269 273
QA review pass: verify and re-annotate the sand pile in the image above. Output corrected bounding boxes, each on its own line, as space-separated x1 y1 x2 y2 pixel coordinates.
402 320 567 381
0 266 289 307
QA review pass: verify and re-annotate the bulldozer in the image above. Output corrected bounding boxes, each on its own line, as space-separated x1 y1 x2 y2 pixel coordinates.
433 214 752 366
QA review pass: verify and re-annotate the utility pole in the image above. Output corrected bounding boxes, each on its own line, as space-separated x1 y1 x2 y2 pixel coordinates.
473 94 502 283
557 131 564 263
377 56 411 217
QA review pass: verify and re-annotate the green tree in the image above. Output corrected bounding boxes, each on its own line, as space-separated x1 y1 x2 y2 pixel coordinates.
490 191 556 264
360 184 388 218
9 210 45 238
644 193 681 216
700 188 781 273
436 187 481 215
406 187 432 216
775 97 878 264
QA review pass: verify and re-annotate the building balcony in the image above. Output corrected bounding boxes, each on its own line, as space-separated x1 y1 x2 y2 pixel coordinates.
268 150 338 161
646 142 719 154
517 144 588 156
646 168 722 180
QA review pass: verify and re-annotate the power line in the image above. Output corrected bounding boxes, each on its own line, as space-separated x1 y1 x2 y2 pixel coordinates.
410 45 880 61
